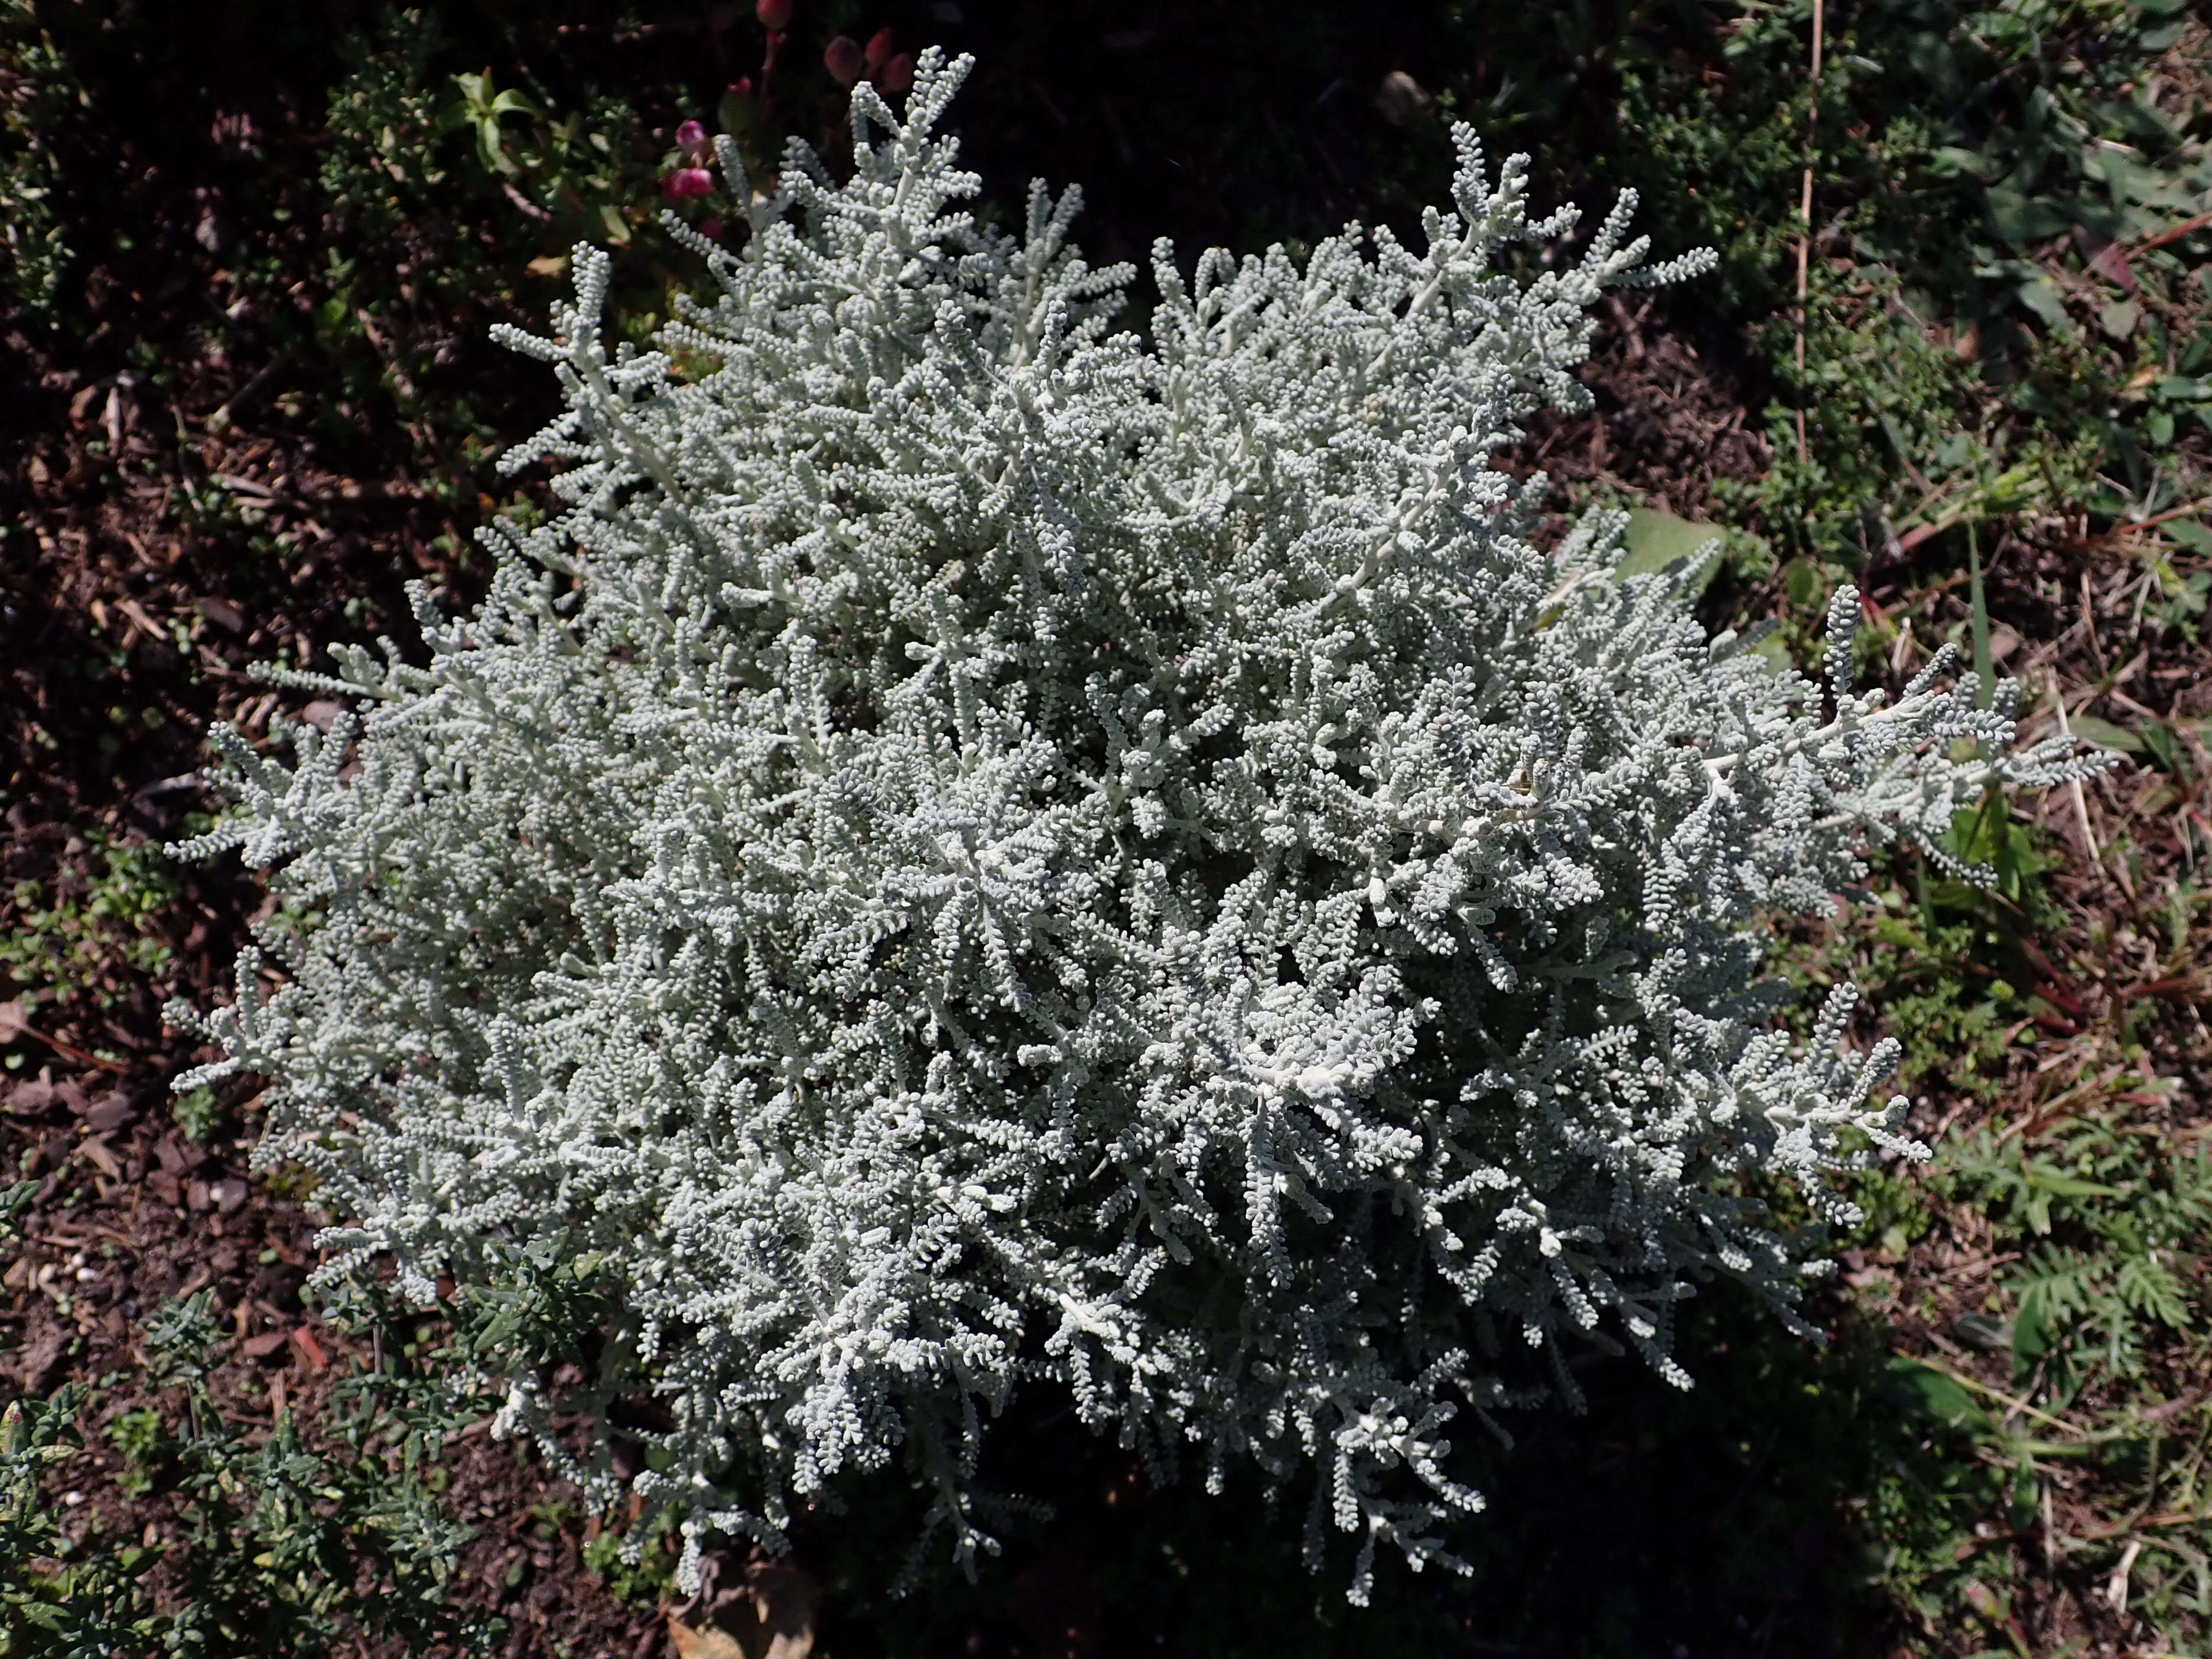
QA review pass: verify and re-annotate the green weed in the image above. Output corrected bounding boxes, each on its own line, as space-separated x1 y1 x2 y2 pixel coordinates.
1 1387 163 1659
0 831 180 1017
577 1514 683 1608
305 7 670 462
101 1408 162 1501
1 1292 504 1658
1943 1114 2211 1393
0 0 78 311
169 1086 223 1145
1442 0 2211 574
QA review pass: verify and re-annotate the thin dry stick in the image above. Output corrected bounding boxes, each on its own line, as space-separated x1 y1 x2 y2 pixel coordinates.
1793 0 1826 460
2050 668 2102 863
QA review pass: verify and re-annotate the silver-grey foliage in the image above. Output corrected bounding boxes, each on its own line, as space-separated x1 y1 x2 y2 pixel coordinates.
169 51 2104 1600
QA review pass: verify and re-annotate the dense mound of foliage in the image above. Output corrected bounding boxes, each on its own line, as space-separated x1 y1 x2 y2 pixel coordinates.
168 50 2099 1599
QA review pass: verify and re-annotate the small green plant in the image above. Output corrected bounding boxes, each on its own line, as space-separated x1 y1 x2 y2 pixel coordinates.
0 830 181 1013
1943 1114 2212 1392
0 1292 502 1658
102 1408 163 1501
578 1512 683 1606
1 1387 163 1659
145 1292 501 1658
1788 793 2061 1111
304 6 670 462
0 0 79 313
170 1086 223 1144
1440 0 2212 572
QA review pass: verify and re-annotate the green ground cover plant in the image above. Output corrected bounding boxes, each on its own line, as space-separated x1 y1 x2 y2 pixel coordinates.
0 1290 505 1658
1436 0 2212 579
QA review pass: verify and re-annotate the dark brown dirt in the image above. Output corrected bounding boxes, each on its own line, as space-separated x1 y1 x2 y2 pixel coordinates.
1524 289 1776 522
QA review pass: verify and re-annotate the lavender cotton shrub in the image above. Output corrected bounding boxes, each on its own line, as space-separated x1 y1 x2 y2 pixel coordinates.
168 50 2100 1600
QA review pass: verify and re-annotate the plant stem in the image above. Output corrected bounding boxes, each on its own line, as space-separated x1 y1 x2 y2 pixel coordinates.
1793 0 1825 462
1968 516 1992 711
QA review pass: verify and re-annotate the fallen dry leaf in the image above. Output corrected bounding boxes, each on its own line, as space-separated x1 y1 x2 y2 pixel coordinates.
83 1091 139 1133
77 1136 122 1179
668 1556 819 1659
740 1557 818 1659
666 1614 747 1659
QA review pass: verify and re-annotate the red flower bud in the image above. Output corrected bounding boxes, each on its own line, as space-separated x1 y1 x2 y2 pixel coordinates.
675 119 707 150
756 0 792 30
700 217 723 240
864 27 894 71
728 76 754 99
823 34 863 85
661 167 715 201
880 51 915 93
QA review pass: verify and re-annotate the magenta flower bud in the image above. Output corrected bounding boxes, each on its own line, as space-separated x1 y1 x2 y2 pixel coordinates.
864 27 893 71
880 51 915 93
756 0 791 30
823 34 863 85
700 217 723 240
675 119 707 151
661 167 714 201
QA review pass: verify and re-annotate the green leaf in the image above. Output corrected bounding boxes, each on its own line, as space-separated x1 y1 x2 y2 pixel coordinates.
1782 557 1825 610
2141 721 2180 772
1885 1358 1989 1431
2098 149 2166 207
2012 1283 2060 1365
2115 1255 2191 1329
2171 519 2212 557
0 1176 37 1240
1929 145 1991 180
1615 508 1722 593
2023 1167 2121 1200
2067 714 2142 753
1984 188 2070 247
2015 274 2073 331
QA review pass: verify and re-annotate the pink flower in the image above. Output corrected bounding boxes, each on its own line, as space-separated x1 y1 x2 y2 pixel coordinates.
675 119 708 155
661 167 714 201
864 27 894 71
700 217 723 240
880 51 915 93
823 34 863 85
756 0 791 30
